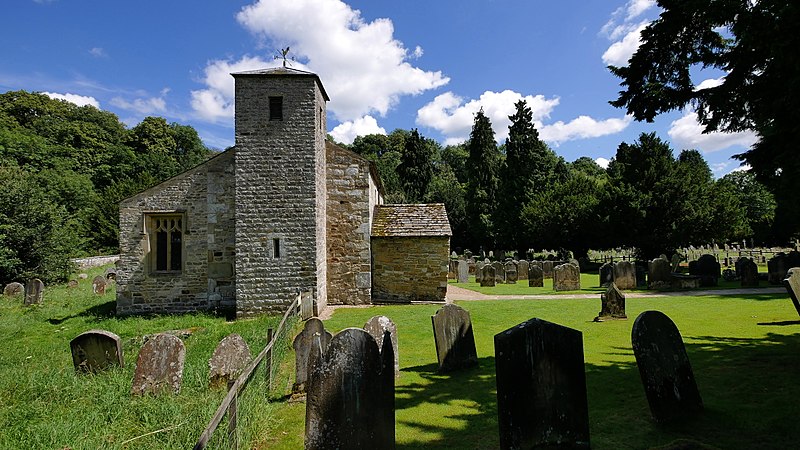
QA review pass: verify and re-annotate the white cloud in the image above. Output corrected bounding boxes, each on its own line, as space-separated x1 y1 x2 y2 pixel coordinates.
595 157 611 169
42 92 100 108
190 56 277 122
601 1 660 66
330 115 386 144
110 94 167 115
602 21 648 66
695 77 724 91
89 47 107 58
668 109 758 152
540 115 633 145
189 0 449 124
625 0 656 20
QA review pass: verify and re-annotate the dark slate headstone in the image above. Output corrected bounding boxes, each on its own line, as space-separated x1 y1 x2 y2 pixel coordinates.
457 260 469 283
70 329 123 373
631 311 703 423
738 257 759 287
542 260 554 279
92 276 107 295
599 262 613 287
528 264 544 287
782 268 800 317
492 261 505 283
495 318 590 449
431 304 478 372
694 254 721 287
305 328 394 450
647 258 671 289
613 261 636 290
4 282 24 297
480 264 496 287
208 333 252 388
595 282 627 321
517 260 529 280
131 333 186 395
292 318 333 393
24 278 44 305
635 263 647 287
504 261 518 284
553 263 580 291
365 315 399 378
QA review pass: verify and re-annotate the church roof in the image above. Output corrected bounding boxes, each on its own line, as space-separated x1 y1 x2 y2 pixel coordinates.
231 66 329 101
371 204 452 237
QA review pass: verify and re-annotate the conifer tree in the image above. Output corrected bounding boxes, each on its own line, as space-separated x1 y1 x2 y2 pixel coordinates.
397 128 434 202
465 109 500 253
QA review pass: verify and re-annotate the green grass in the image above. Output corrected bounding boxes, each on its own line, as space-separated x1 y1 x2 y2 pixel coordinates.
0 265 298 450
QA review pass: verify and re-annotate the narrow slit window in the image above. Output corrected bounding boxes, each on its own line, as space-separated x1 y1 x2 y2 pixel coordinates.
269 96 283 121
273 238 281 258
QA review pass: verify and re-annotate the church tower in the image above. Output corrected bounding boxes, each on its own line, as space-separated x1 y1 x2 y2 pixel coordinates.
232 67 329 317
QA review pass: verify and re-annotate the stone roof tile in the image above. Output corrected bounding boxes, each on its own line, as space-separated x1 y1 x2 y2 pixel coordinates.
371 204 452 237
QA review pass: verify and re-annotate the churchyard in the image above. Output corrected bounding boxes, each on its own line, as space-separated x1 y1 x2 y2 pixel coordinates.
2 260 800 449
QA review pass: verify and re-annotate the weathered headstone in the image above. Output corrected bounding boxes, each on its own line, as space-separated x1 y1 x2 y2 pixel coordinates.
131 333 186 395
670 254 683 273
365 315 399 378
517 260 529 280
104 267 118 282
528 264 544 287
448 259 458 279
647 258 671 289
495 318 590 449
305 328 394 450
599 262 613 287
208 333 252 388
504 261 518 284
768 253 788 285
738 257 759 287
475 261 485 284
595 282 626 321
613 261 636 290
635 264 647 287
24 278 44 305
92 276 107 295
292 318 333 394
78 273 89 280
631 311 703 423
457 260 469 284
782 268 800 317
431 304 478 372
67 280 79 288
553 263 580 291
692 254 720 287
492 261 505 284
3 282 24 297
480 264 496 287
70 329 123 373
542 261 554 279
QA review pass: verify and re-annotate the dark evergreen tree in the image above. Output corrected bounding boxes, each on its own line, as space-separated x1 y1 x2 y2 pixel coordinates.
465 109 500 253
397 129 435 202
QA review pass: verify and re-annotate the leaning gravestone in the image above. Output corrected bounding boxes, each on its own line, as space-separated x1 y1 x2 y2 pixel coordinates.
305 328 394 450
599 262 613 287
131 333 186 395
517 260 529 280
492 261 505 284
613 261 636 290
431 304 478 372
70 329 124 373
208 333 252 388
480 265 496 287
782 268 800 317
4 282 24 297
292 318 333 394
457 260 469 284
495 318 590 449
528 264 544 287
92 276 107 295
24 278 44 305
365 315 400 378
553 263 581 291
504 261 518 284
595 282 627 321
647 258 671 289
738 257 759 287
694 254 721 287
631 311 703 423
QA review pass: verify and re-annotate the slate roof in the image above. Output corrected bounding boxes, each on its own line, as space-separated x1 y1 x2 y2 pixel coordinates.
371 204 452 237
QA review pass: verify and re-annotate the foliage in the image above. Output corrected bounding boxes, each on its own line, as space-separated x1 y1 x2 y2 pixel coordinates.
397 129 435 202
718 170 776 243
465 109 502 252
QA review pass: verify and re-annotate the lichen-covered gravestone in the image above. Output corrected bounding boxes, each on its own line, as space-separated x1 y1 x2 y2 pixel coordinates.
528 264 544 287
480 264 496 287
431 304 478 372
542 260 554 279
364 315 399 378
292 318 333 394
517 260 529 280
495 318 590 449
782 268 800 317
208 333 251 388
631 311 703 423
648 257 672 289
595 282 627 321
504 261 518 284
70 329 123 373
3 282 24 297
305 328 395 450
92 276 107 295
457 260 469 283
599 262 613 287
613 261 636 290
492 261 505 284
24 278 44 305
131 333 186 395
553 263 580 291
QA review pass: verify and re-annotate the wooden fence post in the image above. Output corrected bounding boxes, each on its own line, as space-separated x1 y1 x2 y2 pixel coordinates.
266 328 275 392
227 379 238 450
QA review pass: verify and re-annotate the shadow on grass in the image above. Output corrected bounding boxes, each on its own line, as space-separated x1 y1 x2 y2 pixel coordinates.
47 299 237 325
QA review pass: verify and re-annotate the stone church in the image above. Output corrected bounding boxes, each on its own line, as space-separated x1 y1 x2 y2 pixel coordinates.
116 67 451 317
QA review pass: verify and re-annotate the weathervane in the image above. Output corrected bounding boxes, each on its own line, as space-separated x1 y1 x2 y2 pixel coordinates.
275 47 294 67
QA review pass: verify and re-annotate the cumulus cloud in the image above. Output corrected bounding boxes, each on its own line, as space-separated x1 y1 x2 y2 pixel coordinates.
668 109 757 153
191 56 278 122
110 91 168 115
330 115 386 144
42 92 100 108
191 0 449 124
695 77 724 90
540 115 633 145
595 157 611 169
601 0 659 66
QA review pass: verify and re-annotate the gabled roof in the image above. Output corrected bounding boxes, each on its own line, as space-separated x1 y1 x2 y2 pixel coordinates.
231 66 329 101
372 204 452 238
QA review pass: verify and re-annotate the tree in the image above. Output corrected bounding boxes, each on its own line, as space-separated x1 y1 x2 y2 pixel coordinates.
608 0 800 239
718 170 776 244
397 129 435 202
348 132 405 202
465 109 501 252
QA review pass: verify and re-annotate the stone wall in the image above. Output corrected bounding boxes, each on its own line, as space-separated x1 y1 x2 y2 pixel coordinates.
233 71 328 317
371 236 449 303
326 144 382 305
116 151 235 315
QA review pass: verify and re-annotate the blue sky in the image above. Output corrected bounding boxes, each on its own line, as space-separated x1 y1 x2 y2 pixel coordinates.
2 0 755 176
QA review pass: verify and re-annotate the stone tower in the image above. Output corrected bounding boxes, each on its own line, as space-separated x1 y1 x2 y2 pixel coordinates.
232 67 329 317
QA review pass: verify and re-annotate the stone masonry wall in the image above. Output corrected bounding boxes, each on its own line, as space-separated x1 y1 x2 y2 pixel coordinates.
234 74 327 317
371 236 450 303
116 151 235 315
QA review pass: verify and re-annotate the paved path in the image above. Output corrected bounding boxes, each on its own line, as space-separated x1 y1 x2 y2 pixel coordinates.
445 284 785 301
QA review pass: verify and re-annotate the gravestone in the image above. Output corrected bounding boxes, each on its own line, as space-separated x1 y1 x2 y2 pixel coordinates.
67 280 79 288
492 261 505 283
92 276 107 295
448 260 458 279
495 318 590 449
553 263 580 291
693 254 721 287
475 261 485 284
599 262 613 287
647 258 671 289
631 311 703 423
542 261 554 279
782 268 800 316
595 282 626 321
131 333 186 395
517 260 529 280
504 261 518 284
365 315 400 378
738 257 759 287
528 264 544 287
70 329 124 373
4 282 24 297
768 253 789 284
78 273 89 280
613 261 636 290
305 328 394 450
480 264 496 287
292 318 333 393
670 254 683 272
457 260 469 283
635 264 647 287
24 278 44 305
431 304 478 372
104 267 117 282
208 333 252 388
